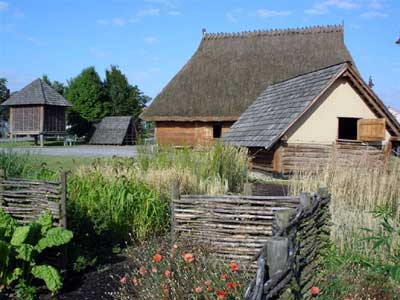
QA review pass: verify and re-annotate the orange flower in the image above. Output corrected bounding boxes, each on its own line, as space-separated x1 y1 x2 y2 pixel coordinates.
216 289 227 299
164 270 171 278
226 281 237 290
194 287 203 293
182 253 194 263
153 253 162 263
151 266 158 273
229 262 239 271
207 286 213 292
221 273 228 281
139 266 146 276
311 286 320 295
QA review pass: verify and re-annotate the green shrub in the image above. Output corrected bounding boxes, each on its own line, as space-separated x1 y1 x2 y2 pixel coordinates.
117 237 251 300
0 209 73 299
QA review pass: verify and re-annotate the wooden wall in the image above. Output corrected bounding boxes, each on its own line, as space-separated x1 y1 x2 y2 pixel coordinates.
43 106 66 133
250 141 387 174
155 121 233 146
10 105 42 134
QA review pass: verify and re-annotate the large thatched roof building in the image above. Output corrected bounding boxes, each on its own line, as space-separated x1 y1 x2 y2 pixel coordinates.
141 24 356 146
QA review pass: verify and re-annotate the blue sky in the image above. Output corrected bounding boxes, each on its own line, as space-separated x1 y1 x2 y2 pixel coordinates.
0 0 399 109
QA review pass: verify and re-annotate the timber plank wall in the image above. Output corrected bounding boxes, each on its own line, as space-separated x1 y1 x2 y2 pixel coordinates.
171 190 300 264
0 169 67 228
251 142 386 173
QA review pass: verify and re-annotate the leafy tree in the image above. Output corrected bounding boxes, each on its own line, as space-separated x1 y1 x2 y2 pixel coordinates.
41 75 65 95
104 65 149 132
64 67 110 136
0 78 10 121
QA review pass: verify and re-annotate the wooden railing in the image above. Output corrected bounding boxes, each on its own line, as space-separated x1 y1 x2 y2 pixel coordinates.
0 169 67 228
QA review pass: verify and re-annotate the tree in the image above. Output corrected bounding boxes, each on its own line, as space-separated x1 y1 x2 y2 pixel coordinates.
64 67 110 136
0 78 10 121
104 65 149 131
41 75 65 95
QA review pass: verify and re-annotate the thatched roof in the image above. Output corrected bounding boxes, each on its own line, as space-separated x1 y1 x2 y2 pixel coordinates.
1 78 71 107
89 116 133 145
141 24 355 122
224 63 400 149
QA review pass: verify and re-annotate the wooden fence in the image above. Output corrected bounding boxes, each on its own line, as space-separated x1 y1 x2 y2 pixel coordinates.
171 182 299 263
245 188 331 300
0 169 67 228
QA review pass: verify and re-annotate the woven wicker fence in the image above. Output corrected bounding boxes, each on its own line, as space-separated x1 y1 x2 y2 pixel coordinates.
170 182 300 264
245 188 331 300
0 169 67 228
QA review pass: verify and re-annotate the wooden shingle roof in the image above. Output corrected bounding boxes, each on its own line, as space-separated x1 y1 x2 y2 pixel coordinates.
223 63 348 148
89 116 133 145
1 78 71 107
224 63 400 149
141 24 355 122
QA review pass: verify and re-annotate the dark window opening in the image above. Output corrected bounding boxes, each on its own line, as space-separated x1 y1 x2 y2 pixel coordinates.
213 124 222 139
338 117 359 140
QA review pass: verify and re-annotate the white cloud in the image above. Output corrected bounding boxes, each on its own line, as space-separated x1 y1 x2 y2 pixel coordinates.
89 47 111 59
97 18 127 26
305 0 359 15
137 8 160 17
368 0 384 10
167 10 181 16
144 36 158 44
0 1 8 11
360 10 388 18
112 18 126 26
257 9 292 18
226 8 243 22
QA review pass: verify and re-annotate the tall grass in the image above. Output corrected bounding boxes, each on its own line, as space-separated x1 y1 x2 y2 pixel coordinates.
288 157 400 254
77 143 250 195
0 149 32 177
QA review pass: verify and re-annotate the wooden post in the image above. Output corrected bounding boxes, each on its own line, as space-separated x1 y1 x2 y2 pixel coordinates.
0 169 4 206
60 171 67 229
253 256 266 300
274 208 293 230
317 186 329 199
243 182 253 196
170 180 180 240
266 237 289 278
39 134 44 147
299 192 311 209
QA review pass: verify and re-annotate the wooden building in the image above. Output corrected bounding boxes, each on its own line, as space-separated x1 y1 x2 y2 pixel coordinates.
141 25 356 146
89 116 136 145
1 78 71 146
223 63 400 173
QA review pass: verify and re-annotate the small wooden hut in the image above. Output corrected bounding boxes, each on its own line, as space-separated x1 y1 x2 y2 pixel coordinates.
89 116 136 145
1 78 71 146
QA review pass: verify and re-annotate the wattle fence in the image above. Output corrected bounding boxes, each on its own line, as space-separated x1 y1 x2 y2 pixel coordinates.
0 169 67 228
170 182 299 263
245 188 331 300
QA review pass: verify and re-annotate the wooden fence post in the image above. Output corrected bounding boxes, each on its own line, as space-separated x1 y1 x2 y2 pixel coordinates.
60 171 67 229
299 192 311 209
243 182 253 196
266 237 289 277
274 208 293 231
170 180 180 240
0 169 4 206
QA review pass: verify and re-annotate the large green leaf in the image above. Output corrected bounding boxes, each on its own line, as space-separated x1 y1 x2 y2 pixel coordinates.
31 265 62 292
0 209 17 240
10 226 31 246
16 244 33 262
36 212 53 235
35 227 73 253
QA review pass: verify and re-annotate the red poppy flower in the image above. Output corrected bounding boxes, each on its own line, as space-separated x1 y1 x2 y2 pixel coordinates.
216 289 227 299
182 253 194 263
311 286 320 295
164 270 171 278
194 287 202 293
153 253 162 263
229 262 239 271
120 276 127 284
226 281 237 290
221 273 228 281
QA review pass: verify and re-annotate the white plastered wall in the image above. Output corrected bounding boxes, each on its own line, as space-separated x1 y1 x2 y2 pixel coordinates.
286 78 391 144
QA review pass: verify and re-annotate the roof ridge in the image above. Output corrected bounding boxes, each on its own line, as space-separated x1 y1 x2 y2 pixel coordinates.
38 78 48 105
203 24 343 40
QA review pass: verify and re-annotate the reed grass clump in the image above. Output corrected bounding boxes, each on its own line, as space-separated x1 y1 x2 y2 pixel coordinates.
288 157 400 254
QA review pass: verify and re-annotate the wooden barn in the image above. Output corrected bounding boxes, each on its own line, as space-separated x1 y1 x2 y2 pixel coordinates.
89 116 136 145
223 63 400 173
141 25 356 146
1 78 71 146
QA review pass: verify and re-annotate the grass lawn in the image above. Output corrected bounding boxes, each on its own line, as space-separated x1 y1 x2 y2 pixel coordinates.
0 140 85 148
